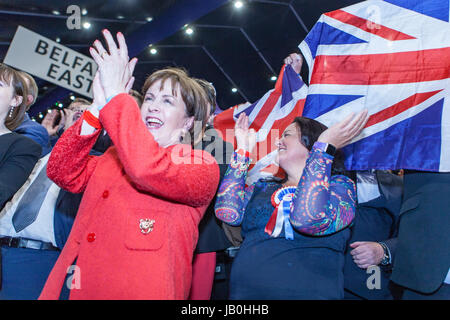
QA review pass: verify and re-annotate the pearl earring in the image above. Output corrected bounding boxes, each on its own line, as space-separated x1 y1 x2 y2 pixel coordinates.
8 106 15 118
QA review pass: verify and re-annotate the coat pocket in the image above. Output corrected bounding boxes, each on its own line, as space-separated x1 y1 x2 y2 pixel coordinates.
124 209 167 251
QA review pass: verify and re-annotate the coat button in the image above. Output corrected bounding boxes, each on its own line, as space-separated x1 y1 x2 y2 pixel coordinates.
102 190 109 198
87 233 96 242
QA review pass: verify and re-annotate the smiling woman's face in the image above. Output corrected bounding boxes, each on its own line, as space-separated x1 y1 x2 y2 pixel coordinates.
141 79 193 148
275 122 310 171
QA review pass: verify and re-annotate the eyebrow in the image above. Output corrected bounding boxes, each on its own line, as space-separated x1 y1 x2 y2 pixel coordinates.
145 92 175 99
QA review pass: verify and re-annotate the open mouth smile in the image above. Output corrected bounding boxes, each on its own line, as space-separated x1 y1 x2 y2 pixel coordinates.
145 116 164 129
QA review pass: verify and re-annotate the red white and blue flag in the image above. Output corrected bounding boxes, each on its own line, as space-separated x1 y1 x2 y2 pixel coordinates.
213 64 307 184
299 0 450 172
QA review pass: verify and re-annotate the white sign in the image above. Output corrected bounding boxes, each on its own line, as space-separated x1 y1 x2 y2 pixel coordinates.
3 26 96 98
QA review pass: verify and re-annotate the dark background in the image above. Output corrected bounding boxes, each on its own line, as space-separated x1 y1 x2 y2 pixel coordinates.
0 0 362 119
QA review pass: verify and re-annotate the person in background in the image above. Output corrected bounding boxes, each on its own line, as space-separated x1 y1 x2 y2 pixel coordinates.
344 170 403 300
42 98 91 147
0 96 110 300
14 71 51 157
391 168 450 299
0 63 41 210
215 106 369 299
0 63 42 291
189 79 233 300
39 30 219 300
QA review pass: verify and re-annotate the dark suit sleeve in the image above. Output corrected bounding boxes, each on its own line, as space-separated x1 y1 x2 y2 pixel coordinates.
0 136 41 209
383 237 398 263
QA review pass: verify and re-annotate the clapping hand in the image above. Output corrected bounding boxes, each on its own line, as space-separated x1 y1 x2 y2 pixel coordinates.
235 113 257 153
89 29 138 99
42 109 65 136
317 110 370 149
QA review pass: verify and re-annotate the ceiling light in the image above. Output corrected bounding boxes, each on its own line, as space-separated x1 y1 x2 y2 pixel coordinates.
83 22 91 29
270 76 277 81
52 10 60 15
150 48 157 55
82 8 88 15
231 88 238 93
70 95 76 100
117 15 124 19
234 1 244 9
146 17 153 22
39 113 44 118
55 37 61 43
185 27 194 35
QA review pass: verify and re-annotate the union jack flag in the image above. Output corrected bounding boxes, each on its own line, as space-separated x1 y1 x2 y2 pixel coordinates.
213 64 307 184
299 0 450 172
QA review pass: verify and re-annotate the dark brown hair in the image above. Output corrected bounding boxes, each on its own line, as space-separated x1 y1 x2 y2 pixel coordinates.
194 78 217 116
1 63 28 131
292 116 347 176
141 67 209 146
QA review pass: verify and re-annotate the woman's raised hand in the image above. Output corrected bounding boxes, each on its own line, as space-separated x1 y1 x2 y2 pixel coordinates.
317 109 370 149
235 113 257 153
89 29 138 99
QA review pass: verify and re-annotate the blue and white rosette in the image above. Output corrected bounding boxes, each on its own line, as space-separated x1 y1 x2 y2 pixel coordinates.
266 186 296 240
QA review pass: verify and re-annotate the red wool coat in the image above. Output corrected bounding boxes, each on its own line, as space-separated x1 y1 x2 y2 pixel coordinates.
39 94 220 300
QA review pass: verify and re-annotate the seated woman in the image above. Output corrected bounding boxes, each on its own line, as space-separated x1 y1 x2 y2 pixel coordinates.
215 109 369 299
0 63 41 210
39 30 219 300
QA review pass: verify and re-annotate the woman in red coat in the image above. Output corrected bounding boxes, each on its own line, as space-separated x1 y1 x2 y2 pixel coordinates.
39 31 220 300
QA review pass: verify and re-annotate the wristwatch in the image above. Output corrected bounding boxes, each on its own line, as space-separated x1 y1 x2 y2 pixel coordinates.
314 141 336 156
378 242 392 266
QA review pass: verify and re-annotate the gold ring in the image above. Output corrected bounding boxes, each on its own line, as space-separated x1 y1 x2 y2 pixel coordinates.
101 52 107 59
